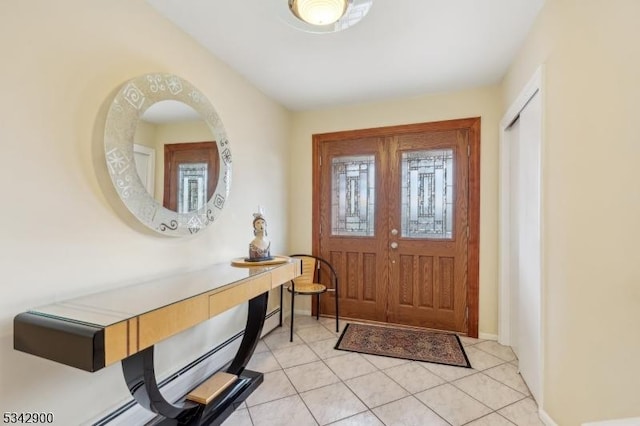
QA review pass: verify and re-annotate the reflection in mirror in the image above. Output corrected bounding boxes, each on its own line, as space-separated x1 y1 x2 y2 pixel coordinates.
133 101 219 214
104 73 232 236
164 141 219 213
133 144 155 195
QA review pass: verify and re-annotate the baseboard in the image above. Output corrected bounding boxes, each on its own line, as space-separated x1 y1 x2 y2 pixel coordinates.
91 309 281 426
583 418 640 426
479 332 498 341
539 408 559 426
261 309 282 338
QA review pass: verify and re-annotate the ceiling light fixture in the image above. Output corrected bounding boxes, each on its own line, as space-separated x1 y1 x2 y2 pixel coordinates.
289 0 349 26
278 0 372 34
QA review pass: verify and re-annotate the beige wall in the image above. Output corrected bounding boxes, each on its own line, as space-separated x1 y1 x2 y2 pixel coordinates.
0 0 291 423
134 120 157 149
7 0 639 424
289 87 502 336
502 0 640 424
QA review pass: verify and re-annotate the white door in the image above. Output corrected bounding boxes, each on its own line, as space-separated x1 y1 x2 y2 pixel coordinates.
133 144 156 196
508 118 521 356
507 91 542 403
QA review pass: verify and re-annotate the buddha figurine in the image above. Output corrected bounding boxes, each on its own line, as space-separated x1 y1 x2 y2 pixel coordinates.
247 211 272 261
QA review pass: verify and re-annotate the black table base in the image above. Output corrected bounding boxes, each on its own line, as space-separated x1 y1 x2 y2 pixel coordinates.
122 292 269 425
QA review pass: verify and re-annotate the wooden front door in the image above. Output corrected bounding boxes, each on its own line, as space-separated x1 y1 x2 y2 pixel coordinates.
318 136 390 322
313 118 480 336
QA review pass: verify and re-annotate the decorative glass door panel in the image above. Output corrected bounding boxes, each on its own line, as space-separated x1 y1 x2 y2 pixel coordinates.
178 163 208 213
331 155 375 237
401 149 454 239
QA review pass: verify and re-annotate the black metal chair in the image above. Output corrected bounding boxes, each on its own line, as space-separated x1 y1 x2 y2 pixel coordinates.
280 254 339 342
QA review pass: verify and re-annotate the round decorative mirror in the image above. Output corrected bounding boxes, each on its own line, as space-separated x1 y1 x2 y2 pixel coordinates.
104 73 231 236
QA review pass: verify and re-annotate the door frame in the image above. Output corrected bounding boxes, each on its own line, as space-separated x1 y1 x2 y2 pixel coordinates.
312 117 481 337
498 66 544 403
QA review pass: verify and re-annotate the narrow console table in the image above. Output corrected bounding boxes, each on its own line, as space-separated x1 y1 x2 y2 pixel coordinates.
14 257 301 425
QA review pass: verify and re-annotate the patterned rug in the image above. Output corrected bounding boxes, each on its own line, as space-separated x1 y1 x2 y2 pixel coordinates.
335 323 471 368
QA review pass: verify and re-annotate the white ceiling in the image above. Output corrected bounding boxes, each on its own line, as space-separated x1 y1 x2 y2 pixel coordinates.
148 0 544 111
142 100 201 123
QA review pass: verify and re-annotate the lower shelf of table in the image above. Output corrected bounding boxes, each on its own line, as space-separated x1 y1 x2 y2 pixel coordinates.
148 369 263 426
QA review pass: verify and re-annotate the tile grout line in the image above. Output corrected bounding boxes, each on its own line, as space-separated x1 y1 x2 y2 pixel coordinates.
445 370 530 416
481 365 534 396
375 364 484 426
247 320 532 426
313 337 454 426
491 395 537 423
302 322 474 425
281 327 367 425
377 364 462 423
317 348 372 423
367 348 523 424
287 324 391 425
251 327 352 425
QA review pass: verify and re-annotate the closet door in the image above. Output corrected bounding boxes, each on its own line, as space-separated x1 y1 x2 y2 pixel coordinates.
508 91 542 403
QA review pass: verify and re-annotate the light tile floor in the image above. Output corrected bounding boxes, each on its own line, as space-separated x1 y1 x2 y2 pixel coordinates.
224 316 545 426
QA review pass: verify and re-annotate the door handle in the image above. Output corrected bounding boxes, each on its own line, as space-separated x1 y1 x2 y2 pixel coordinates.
390 242 398 249
391 228 398 236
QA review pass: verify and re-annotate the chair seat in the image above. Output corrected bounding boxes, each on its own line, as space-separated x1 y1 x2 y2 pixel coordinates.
287 283 326 294
281 254 339 342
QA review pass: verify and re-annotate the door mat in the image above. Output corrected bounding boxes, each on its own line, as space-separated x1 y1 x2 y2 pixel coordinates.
335 323 471 368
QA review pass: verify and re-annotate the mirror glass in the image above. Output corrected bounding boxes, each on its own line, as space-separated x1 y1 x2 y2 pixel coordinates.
133 101 219 214
104 73 231 236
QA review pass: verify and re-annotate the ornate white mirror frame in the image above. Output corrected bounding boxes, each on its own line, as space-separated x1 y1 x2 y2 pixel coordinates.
104 73 231 236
